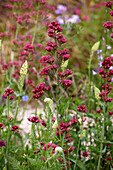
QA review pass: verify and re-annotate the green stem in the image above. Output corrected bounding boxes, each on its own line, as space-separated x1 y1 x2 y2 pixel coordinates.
6 96 10 169
14 89 21 124
32 5 40 45
74 138 81 170
35 100 38 115
88 52 93 113
97 119 104 170
62 152 67 170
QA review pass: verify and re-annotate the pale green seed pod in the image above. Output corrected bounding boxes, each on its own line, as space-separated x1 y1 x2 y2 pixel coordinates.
80 129 86 139
53 119 58 129
20 60 28 75
61 60 69 72
94 85 101 101
18 61 28 91
91 41 100 53
44 98 53 110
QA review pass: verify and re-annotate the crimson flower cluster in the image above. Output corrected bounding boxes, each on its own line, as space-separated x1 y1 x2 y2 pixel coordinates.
40 64 58 75
39 55 54 65
0 123 4 129
43 143 57 154
56 118 78 142
33 142 73 168
3 88 15 100
39 21 73 89
104 1 113 38
28 116 46 127
0 140 6 147
59 79 73 88
46 41 57 52
77 105 88 112
58 69 73 77
11 125 19 133
99 57 113 103
32 82 51 99
82 151 90 157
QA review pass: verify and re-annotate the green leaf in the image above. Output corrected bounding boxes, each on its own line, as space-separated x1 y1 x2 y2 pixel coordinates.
77 160 86 170
92 137 101 143
102 146 106 153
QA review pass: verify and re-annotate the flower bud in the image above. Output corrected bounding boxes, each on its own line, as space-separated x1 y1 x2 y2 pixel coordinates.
44 98 53 109
52 119 58 129
55 146 63 153
20 61 28 76
91 41 100 53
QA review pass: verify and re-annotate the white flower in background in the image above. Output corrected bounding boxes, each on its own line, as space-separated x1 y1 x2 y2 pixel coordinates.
98 54 103 60
98 61 102 67
109 66 113 70
57 15 80 25
56 17 65 25
44 98 53 110
97 50 102 54
106 45 112 50
68 15 80 24
92 70 97 75
55 146 63 153
55 4 67 14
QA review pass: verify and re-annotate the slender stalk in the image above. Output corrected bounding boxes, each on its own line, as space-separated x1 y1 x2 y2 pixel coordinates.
62 152 67 170
6 96 10 169
14 89 21 124
35 100 38 115
74 138 80 170
88 52 93 113
32 5 40 45
97 119 104 170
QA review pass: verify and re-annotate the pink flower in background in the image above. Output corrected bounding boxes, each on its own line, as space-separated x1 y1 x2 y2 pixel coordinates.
82 15 89 22
75 8 82 15
82 151 90 157
0 140 6 147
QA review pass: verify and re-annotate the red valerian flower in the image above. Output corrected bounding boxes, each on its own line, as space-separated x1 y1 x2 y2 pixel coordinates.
0 140 6 147
28 116 40 123
3 88 14 99
105 143 111 146
70 117 78 125
109 111 113 115
106 156 112 161
110 11 113 16
82 151 90 157
43 143 58 154
2 64 9 70
77 105 87 112
0 123 4 129
97 109 101 113
59 79 73 88
110 33 113 38
105 1 113 8
11 125 19 133
40 120 46 127
102 57 112 69
103 21 113 29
